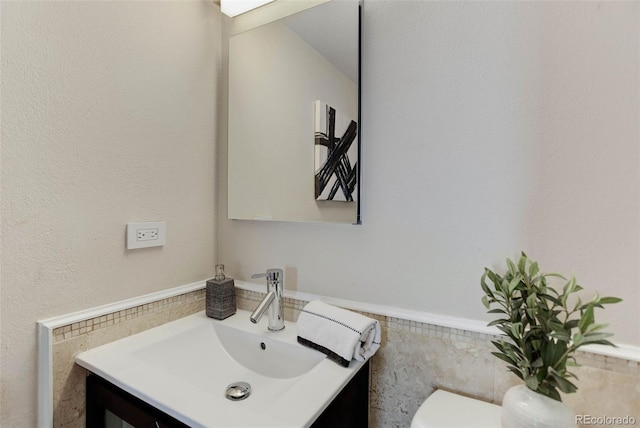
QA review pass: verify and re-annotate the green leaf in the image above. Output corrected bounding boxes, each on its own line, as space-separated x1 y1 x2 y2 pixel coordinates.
566 356 580 368
497 326 519 342
540 293 562 306
544 386 562 402
485 270 500 289
563 319 579 330
581 332 614 344
500 340 524 355
525 308 537 320
549 331 571 342
562 277 571 295
599 296 622 305
491 352 517 366
507 366 524 380
511 323 523 339
547 289 559 298
508 276 521 294
572 333 584 347
482 295 490 309
585 339 617 347
487 319 510 327
529 261 539 278
518 254 527 275
549 368 578 393
543 341 567 367
492 340 518 352
480 272 494 297
511 308 522 323
585 323 608 333
565 369 579 379
526 292 537 309
524 375 539 390
499 279 510 293
506 258 517 277
561 276 576 307
510 298 523 311
548 320 565 332
542 273 566 282
531 357 544 368
578 305 595 333
529 338 543 351
571 297 583 312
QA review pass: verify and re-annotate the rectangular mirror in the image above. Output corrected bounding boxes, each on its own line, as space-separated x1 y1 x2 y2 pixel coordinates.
227 0 361 224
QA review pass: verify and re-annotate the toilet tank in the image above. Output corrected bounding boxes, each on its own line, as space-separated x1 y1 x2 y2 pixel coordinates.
410 389 501 428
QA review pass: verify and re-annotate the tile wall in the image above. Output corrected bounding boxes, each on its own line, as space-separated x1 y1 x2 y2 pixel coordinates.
52 289 206 426
237 289 640 427
52 287 639 427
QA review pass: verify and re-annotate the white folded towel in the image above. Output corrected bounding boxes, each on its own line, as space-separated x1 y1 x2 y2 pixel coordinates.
296 300 381 367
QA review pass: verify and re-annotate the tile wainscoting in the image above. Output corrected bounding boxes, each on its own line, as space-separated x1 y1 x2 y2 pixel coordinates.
237 288 640 428
48 288 207 426
45 283 639 427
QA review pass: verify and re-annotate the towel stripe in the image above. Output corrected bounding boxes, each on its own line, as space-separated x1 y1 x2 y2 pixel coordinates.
297 336 350 367
300 308 363 335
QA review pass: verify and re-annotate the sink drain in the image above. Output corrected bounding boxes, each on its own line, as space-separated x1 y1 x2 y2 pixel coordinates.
225 382 251 401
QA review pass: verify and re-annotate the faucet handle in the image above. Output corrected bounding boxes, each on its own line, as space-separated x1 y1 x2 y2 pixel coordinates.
251 272 268 279
251 268 283 282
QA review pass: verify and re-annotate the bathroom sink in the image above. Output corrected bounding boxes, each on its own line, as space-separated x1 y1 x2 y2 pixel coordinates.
213 322 325 378
76 310 365 427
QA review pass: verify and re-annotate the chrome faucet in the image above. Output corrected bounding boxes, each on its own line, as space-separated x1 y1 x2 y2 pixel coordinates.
250 268 285 331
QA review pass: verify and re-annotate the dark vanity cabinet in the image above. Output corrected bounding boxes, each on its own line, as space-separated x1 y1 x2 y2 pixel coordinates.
310 360 370 428
86 360 370 428
86 375 189 428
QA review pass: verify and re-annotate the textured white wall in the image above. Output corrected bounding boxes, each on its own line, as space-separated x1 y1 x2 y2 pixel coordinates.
0 2 220 425
218 1 639 346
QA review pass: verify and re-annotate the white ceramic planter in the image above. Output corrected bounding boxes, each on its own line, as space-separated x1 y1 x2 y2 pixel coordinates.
502 385 575 428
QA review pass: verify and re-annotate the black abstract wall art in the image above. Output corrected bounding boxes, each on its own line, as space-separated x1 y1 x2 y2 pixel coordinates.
314 100 358 202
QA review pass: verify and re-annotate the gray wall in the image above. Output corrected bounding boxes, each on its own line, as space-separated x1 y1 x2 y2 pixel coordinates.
218 1 639 345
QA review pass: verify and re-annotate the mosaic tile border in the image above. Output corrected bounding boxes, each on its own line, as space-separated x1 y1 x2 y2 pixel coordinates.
51 289 205 344
235 288 640 378
47 286 638 383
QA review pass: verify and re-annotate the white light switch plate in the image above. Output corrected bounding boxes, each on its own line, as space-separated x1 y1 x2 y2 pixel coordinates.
126 221 166 249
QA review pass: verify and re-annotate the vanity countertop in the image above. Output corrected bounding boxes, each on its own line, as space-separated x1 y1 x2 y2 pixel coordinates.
75 310 366 427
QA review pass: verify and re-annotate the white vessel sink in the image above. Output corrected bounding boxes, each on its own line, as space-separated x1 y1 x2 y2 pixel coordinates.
76 310 365 427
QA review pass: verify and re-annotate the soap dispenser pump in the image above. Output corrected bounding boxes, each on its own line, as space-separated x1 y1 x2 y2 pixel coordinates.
206 264 236 320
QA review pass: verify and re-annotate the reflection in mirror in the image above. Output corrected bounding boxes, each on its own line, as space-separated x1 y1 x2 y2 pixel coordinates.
228 0 361 224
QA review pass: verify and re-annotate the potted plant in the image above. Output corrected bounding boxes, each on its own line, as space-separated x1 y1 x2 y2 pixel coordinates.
481 252 621 428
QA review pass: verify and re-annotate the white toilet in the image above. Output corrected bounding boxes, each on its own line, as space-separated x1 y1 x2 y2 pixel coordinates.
410 389 502 428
